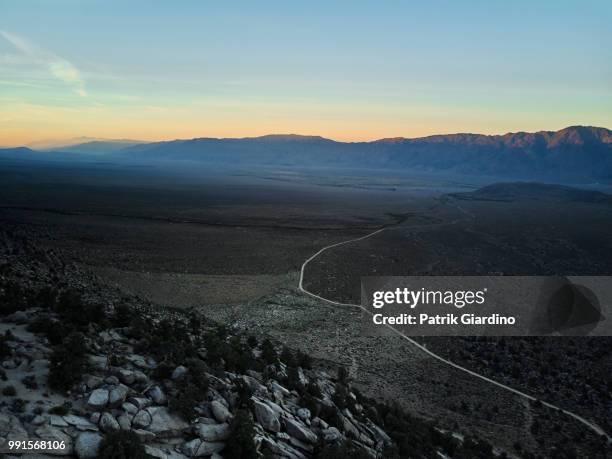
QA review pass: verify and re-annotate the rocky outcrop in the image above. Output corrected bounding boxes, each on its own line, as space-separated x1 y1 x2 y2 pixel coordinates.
254 399 281 432
74 432 104 458
2 230 494 459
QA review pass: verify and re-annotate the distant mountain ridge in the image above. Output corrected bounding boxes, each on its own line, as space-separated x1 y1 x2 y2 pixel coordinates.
47 140 145 154
121 126 612 182
27 137 145 151
2 126 611 182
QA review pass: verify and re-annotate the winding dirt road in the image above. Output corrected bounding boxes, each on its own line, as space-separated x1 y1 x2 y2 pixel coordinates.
297 210 611 441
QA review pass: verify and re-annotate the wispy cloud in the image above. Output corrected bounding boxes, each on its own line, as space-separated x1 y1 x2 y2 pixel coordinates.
0 29 87 97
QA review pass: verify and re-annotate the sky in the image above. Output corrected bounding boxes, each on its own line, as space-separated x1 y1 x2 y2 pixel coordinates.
1 1 611 146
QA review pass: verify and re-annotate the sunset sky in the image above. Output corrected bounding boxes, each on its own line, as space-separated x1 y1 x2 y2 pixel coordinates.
1 1 611 147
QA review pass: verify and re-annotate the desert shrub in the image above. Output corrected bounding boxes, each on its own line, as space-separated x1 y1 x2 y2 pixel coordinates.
109 354 128 367
54 289 106 328
280 346 295 367
213 323 229 339
260 339 277 364
224 336 252 373
224 409 257 459
11 398 26 413
126 314 153 341
0 281 27 315
112 303 134 327
185 358 209 390
286 366 304 392
204 334 252 374
0 331 11 358
301 394 320 418
188 310 205 334
168 365 209 421
2 385 16 396
48 332 90 392
22 375 38 390
143 318 195 363
337 366 349 384
152 362 174 381
318 404 342 430
332 384 348 410
233 379 254 409
168 381 202 421
98 430 148 459
307 381 322 398
247 335 258 348
49 402 72 415
203 333 225 369
33 286 59 309
313 441 372 459
296 350 313 369
28 316 68 345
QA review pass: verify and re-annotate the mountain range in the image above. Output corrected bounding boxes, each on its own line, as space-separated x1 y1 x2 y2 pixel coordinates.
2 126 611 182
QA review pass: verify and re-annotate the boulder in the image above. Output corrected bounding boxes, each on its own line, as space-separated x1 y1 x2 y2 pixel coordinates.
63 415 97 431
117 414 132 430
210 400 231 423
132 370 149 384
339 414 360 439
181 439 201 456
145 406 189 438
126 354 156 370
171 365 188 380
296 408 311 422
109 384 130 407
270 381 290 397
242 375 266 393
132 428 156 443
85 375 103 390
253 399 280 432
128 396 151 409
132 410 152 429
99 412 120 432
195 422 231 441
196 417 217 425
49 414 69 427
285 418 317 444
74 432 104 459
195 441 225 457
313 417 328 430
181 439 225 457
288 435 314 454
297 367 308 386
118 369 135 385
368 421 392 446
5 310 28 323
122 402 138 414
105 375 120 385
2 359 17 369
263 399 284 417
322 426 342 443
261 437 307 459
87 388 109 410
147 385 167 405
34 425 73 454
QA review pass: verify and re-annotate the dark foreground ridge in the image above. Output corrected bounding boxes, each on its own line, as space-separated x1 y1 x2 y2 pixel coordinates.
449 182 612 203
0 228 503 458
